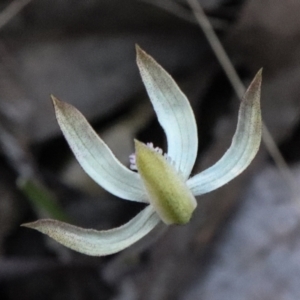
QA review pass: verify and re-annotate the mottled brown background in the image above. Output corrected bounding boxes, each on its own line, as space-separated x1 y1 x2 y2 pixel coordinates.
1 0 300 299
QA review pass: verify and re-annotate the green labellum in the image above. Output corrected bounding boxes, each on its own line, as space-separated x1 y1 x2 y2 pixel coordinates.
135 140 197 225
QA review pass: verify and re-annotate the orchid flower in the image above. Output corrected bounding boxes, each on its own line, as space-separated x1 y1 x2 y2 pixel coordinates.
22 46 262 256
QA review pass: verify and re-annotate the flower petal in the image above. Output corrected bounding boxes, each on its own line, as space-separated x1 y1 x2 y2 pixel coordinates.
187 70 262 196
136 46 198 179
52 96 148 203
22 205 160 256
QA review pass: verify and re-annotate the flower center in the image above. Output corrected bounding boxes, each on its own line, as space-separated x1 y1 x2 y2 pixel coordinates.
130 142 165 171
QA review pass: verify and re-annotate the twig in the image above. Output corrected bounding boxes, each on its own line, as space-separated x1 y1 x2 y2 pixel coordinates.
139 0 227 29
0 0 33 30
186 0 246 98
186 0 297 192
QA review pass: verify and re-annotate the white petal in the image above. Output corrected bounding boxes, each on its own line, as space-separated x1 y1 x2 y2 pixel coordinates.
187 70 262 196
22 205 160 256
136 46 198 179
52 96 148 203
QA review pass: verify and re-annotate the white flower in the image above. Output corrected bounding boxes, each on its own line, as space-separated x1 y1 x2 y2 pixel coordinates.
22 46 262 256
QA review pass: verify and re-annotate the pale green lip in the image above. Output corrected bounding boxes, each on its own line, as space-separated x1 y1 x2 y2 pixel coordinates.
135 140 197 225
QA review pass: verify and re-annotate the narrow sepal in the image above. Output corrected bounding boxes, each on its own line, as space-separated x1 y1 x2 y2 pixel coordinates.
22 205 160 256
136 45 198 179
52 96 148 203
187 70 262 195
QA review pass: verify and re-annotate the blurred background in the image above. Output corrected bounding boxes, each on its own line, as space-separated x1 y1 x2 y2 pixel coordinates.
1 0 300 299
